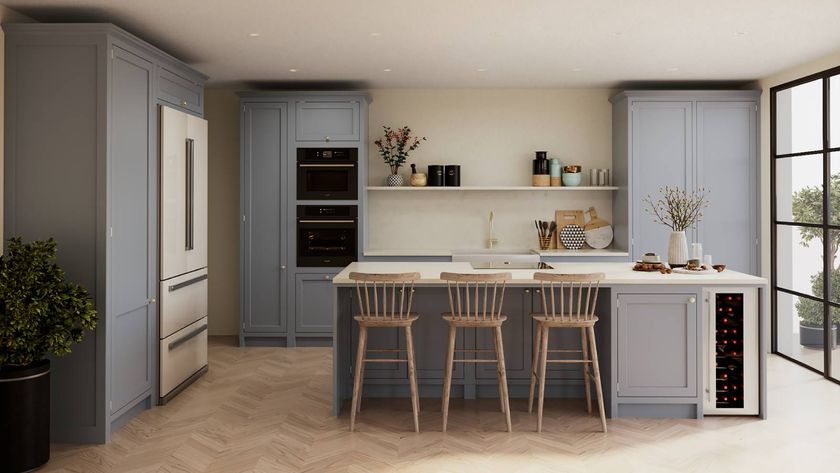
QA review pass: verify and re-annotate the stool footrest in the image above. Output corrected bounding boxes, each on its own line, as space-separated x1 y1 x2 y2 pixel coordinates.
363 358 407 363
366 349 403 353
454 359 499 363
546 359 592 364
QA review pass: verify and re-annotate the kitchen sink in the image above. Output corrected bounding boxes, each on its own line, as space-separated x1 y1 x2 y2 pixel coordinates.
451 249 540 265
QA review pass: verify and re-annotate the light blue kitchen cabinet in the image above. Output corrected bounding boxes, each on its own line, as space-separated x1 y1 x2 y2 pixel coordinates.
611 91 760 274
4 23 206 443
157 65 204 115
295 100 361 142
616 293 698 398
295 273 338 333
240 103 288 336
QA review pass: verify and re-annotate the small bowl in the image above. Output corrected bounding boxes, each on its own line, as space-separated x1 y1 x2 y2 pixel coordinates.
642 254 660 263
562 172 581 186
713 264 726 272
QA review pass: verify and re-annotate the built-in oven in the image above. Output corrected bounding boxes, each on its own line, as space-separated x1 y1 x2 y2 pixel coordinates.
297 148 358 200
297 205 358 267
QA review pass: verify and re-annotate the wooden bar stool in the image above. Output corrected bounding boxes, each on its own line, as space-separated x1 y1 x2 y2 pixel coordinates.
440 272 513 432
527 272 607 433
349 272 421 433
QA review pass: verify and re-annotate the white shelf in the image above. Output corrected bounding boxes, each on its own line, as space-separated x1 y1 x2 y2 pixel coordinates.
534 249 630 257
366 186 619 191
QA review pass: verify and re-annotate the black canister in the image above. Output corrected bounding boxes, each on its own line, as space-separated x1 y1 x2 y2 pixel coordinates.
444 165 461 186
428 165 445 186
533 151 549 175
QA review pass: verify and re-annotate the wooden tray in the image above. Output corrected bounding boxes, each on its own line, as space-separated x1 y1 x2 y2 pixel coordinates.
554 210 584 249
633 262 672 273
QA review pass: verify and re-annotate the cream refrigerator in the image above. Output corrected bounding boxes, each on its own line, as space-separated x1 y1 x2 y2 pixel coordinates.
158 105 209 403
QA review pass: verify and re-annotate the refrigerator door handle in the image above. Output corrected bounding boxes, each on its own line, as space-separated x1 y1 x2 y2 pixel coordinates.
185 138 195 251
168 324 207 351
168 273 208 292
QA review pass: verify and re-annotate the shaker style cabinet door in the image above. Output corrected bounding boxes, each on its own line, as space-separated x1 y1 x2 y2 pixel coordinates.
630 101 693 261
157 66 204 115
295 101 360 142
109 46 155 413
241 103 288 332
160 106 208 280
695 101 758 275
295 273 337 333
617 294 699 398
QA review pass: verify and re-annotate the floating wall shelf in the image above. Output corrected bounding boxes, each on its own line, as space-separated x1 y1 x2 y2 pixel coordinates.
366 186 619 191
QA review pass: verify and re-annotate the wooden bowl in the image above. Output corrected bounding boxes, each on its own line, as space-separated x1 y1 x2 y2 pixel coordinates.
713 264 726 272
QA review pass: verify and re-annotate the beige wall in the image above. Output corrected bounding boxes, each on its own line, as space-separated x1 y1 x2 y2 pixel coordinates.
204 89 241 335
367 89 613 251
756 50 840 279
0 8 35 239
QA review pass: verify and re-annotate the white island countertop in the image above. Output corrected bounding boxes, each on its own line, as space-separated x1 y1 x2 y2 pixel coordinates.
333 262 768 286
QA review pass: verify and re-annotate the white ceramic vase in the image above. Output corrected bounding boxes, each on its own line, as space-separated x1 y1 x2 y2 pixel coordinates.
668 230 689 266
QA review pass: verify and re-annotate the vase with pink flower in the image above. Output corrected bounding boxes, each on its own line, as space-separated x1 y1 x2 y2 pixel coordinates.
374 125 426 187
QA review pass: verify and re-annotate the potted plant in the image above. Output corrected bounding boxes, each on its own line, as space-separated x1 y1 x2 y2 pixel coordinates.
643 186 709 266
374 125 426 186
0 238 96 472
791 173 840 348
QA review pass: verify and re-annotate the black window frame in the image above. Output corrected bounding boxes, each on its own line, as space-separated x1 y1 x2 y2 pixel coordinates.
771 64 840 385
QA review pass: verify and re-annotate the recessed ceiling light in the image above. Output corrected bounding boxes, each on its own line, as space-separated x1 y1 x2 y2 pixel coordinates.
370 32 381 37
736 31 747 36
383 68 392 72
476 68 487 72
612 31 623 36
571 67 583 72
666 67 680 72
288 68 298 73
248 32 260 37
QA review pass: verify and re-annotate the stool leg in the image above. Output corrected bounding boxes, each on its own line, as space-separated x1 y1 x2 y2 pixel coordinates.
350 325 368 432
405 325 420 433
580 327 592 414
528 321 543 414
536 325 549 433
441 324 457 432
494 326 512 432
587 326 607 433
493 328 505 414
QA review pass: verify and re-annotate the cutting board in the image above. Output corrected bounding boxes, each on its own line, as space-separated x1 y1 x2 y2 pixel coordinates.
554 210 584 249
584 206 614 249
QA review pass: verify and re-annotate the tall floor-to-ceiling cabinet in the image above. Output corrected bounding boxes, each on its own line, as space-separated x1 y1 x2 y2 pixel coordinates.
4 24 206 443
611 90 760 275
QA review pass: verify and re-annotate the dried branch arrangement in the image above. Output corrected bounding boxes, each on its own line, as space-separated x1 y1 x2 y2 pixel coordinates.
643 186 709 232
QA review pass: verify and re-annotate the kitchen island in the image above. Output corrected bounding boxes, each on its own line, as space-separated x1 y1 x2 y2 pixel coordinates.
331 262 768 419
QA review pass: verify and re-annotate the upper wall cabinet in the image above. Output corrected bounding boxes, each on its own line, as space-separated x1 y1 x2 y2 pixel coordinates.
611 91 760 275
4 23 206 444
157 65 204 115
295 100 361 142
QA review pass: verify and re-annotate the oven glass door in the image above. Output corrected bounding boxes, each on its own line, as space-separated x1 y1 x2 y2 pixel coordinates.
297 163 357 200
297 221 357 267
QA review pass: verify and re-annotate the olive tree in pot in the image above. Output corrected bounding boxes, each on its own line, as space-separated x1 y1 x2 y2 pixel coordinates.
792 172 840 349
0 238 96 472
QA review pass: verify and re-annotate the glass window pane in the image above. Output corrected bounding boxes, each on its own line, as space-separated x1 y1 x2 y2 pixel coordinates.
776 79 823 155
776 291 825 372
832 230 840 305
832 152 840 226
831 75 840 148
831 305 840 382
776 225 824 297
775 154 823 223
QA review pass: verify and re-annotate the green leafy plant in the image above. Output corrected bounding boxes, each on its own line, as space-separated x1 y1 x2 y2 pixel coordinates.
374 125 426 175
0 238 97 367
792 172 840 326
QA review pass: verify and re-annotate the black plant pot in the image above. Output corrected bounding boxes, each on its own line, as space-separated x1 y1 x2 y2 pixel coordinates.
799 324 838 349
0 359 50 472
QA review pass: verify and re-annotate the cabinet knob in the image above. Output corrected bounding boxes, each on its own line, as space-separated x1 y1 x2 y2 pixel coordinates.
181 100 188 106
281 265 286 270
324 275 331 280
325 136 331 142
535 289 541 293
148 298 156 304
688 296 696 304
524 289 531 294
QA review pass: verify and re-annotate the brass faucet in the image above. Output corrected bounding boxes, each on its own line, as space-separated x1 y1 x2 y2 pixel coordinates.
487 211 499 249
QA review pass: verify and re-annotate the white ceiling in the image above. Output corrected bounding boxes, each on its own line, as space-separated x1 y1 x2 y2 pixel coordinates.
5 0 840 88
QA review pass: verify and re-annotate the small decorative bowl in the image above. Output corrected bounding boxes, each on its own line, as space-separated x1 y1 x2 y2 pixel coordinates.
562 172 581 186
713 264 726 273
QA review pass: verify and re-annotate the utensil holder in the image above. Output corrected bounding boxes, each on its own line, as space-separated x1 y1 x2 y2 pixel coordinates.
538 235 552 251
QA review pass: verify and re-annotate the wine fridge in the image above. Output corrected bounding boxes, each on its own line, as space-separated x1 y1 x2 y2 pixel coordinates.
703 287 758 415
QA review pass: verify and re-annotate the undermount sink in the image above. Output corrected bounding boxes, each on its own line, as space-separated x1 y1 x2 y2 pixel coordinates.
451 249 540 265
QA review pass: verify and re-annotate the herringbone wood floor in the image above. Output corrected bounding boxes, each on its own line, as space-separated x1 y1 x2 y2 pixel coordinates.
43 337 840 473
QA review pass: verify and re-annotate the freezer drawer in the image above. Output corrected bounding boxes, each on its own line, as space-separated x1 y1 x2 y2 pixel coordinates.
160 268 208 339
160 316 208 397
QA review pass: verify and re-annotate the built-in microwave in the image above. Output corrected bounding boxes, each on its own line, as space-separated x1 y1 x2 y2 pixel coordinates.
297 148 358 200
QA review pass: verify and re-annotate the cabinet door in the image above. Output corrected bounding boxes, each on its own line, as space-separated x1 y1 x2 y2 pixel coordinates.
242 103 287 332
157 66 203 115
110 46 155 412
295 101 360 141
696 101 758 274
295 273 337 333
631 101 693 260
617 293 698 397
